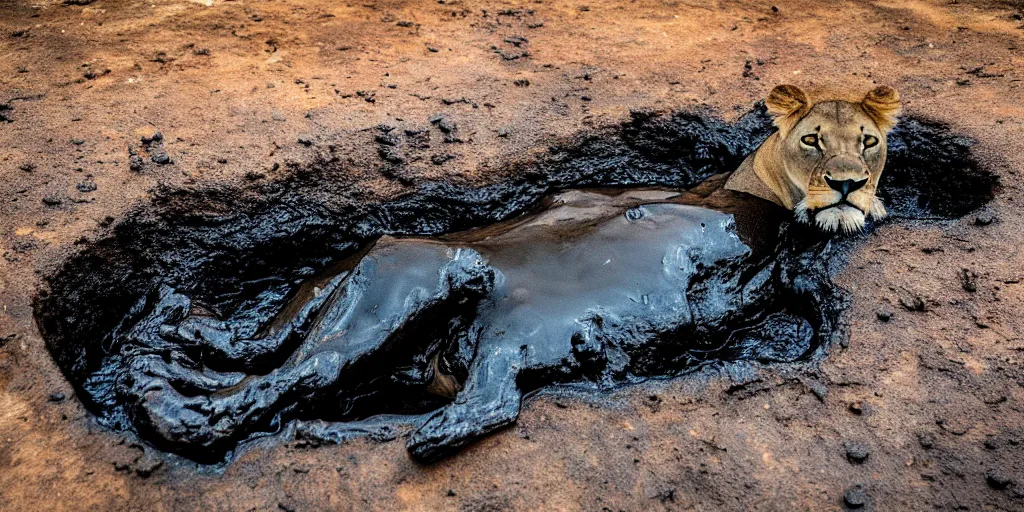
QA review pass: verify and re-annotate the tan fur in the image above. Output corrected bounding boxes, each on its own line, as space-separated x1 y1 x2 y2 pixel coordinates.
425 353 461 399
726 84 901 233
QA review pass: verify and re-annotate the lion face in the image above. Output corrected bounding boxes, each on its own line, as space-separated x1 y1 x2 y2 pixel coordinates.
766 84 901 233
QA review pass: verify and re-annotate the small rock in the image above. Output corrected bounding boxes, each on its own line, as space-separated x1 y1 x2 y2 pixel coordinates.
843 484 868 508
150 152 171 165
876 308 892 322
378 147 404 164
42 195 62 206
513 78 530 87
297 136 314 147
960 268 978 292
135 457 163 478
844 442 870 464
936 417 970 435
918 432 936 449
431 154 456 165
986 469 1013 490
974 212 996 226
504 35 529 47
984 436 1001 450
848 401 864 415
76 181 97 193
71 138 85 145
805 379 828 401
899 295 926 312
140 131 163 144
19 162 35 172
396 20 415 27
375 132 400 146
48 392 66 402
446 489 457 497
129 155 145 172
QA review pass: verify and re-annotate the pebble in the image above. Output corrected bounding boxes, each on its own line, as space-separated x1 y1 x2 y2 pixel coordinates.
150 152 171 165
76 181 97 193
42 195 62 206
843 484 868 508
875 308 892 322
431 154 456 165
960 268 978 292
986 469 1013 490
974 212 996 226
805 379 828 401
298 136 314 147
918 432 936 449
140 131 163 144
129 155 145 172
899 295 925 312
844 442 870 464
48 392 66 402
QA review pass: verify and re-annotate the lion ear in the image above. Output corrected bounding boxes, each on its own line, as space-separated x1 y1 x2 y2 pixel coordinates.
861 86 901 133
765 84 810 134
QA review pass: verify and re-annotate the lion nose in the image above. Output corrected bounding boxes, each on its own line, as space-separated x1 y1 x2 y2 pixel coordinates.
825 177 867 197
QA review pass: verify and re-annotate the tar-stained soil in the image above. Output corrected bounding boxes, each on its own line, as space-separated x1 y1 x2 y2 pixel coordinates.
2 0 1024 510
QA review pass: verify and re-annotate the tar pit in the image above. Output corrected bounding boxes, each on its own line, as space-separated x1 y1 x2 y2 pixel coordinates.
33 106 996 464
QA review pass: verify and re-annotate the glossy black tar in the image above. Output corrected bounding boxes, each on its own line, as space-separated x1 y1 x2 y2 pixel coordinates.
33 106 996 463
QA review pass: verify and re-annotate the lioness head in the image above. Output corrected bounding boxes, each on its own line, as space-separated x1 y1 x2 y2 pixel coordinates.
726 84 902 233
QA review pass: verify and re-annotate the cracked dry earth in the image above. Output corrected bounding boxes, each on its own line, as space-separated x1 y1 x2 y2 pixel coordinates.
2 0 1024 510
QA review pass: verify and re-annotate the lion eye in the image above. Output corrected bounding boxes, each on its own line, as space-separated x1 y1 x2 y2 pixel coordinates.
800 134 819 148
863 135 879 149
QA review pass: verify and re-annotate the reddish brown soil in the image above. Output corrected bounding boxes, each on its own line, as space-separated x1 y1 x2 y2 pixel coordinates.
2 0 1024 510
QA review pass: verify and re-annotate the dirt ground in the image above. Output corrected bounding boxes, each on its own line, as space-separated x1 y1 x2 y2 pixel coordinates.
2 0 1024 510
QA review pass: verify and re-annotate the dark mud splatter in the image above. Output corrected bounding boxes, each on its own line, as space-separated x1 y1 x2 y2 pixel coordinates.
32 106 995 463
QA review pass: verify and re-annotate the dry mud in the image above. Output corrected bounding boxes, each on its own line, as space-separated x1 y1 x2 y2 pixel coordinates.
2 0 1024 510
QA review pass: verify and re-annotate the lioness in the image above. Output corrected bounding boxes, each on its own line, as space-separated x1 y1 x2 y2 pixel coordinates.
113 85 897 463
725 84 901 232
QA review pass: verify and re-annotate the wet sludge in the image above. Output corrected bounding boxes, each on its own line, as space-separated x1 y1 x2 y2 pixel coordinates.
33 106 996 463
